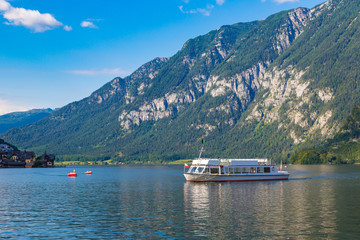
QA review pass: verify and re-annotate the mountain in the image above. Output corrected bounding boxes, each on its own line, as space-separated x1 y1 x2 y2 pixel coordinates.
0 109 54 134
2 0 360 163
290 102 360 164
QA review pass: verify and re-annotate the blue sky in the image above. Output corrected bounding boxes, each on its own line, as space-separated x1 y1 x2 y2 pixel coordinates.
0 0 326 115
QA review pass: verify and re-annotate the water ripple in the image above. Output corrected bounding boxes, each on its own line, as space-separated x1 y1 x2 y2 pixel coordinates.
0 165 360 239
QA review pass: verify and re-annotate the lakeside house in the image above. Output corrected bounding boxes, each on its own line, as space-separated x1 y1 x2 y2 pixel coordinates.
37 154 55 167
0 143 54 168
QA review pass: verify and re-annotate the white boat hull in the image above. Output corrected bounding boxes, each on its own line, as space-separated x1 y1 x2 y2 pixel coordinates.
184 173 289 182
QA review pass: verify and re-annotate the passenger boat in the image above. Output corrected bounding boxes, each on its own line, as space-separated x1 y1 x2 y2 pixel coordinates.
67 169 77 177
84 171 92 175
184 158 289 182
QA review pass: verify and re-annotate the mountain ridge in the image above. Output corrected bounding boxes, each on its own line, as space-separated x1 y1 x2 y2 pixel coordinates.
0 108 54 134
3 0 360 163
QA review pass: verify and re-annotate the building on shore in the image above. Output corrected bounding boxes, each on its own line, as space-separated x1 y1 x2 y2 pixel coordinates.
36 154 55 167
1 150 35 168
0 143 54 168
0 144 14 153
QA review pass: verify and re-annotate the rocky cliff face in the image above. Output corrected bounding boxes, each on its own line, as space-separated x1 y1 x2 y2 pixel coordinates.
117 7 318 131
242 0 358 148
247 65 336 144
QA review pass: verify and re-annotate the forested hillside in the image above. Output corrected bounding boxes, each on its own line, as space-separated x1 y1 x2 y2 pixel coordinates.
2 0 360 164
0 109 54 134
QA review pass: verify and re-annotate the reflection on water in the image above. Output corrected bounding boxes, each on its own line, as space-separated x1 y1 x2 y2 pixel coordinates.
183 181 290 238
183 165 360 239
0 165 360 239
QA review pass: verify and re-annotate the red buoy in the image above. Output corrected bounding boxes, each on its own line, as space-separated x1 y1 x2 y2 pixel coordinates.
68 169 77 177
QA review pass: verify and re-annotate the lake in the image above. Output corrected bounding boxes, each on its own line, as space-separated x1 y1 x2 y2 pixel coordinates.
0 165 360 239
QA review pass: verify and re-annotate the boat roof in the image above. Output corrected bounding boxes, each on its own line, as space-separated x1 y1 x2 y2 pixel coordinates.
192 158 269 166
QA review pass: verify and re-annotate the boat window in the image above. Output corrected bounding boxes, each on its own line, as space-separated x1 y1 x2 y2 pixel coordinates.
250 167 256 173
210 168 219 174
190 167 197 173
204 167 209 173
242 168 249 173
264 167 270 173
257 167 264 173
234 167 241 174
197 167 204 173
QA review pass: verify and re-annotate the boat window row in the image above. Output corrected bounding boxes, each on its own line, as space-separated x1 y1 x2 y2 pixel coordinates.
188 166 273 174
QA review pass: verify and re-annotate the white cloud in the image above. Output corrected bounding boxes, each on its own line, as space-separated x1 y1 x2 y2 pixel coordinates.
63 25 72 31
0 0 10 11
0 98 30 116
4 7 62 32
216 0 225 5
66 68 129 77
80 20 98 29
0 0 67 32
179 4 214 16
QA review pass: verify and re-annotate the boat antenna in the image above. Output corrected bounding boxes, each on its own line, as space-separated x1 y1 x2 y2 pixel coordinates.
198 139 205 159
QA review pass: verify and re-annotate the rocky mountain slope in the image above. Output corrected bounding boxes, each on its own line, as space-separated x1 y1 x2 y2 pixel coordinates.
290 102 360 164
2 0 360 163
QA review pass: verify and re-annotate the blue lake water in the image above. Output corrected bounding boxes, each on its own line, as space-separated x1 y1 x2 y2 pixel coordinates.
0 165 360 239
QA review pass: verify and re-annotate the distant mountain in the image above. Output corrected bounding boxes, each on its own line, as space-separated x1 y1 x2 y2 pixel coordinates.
0 109 54 134
2 0 360 164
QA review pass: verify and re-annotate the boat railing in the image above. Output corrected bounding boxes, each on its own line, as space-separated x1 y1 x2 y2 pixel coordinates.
192 158 271 166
